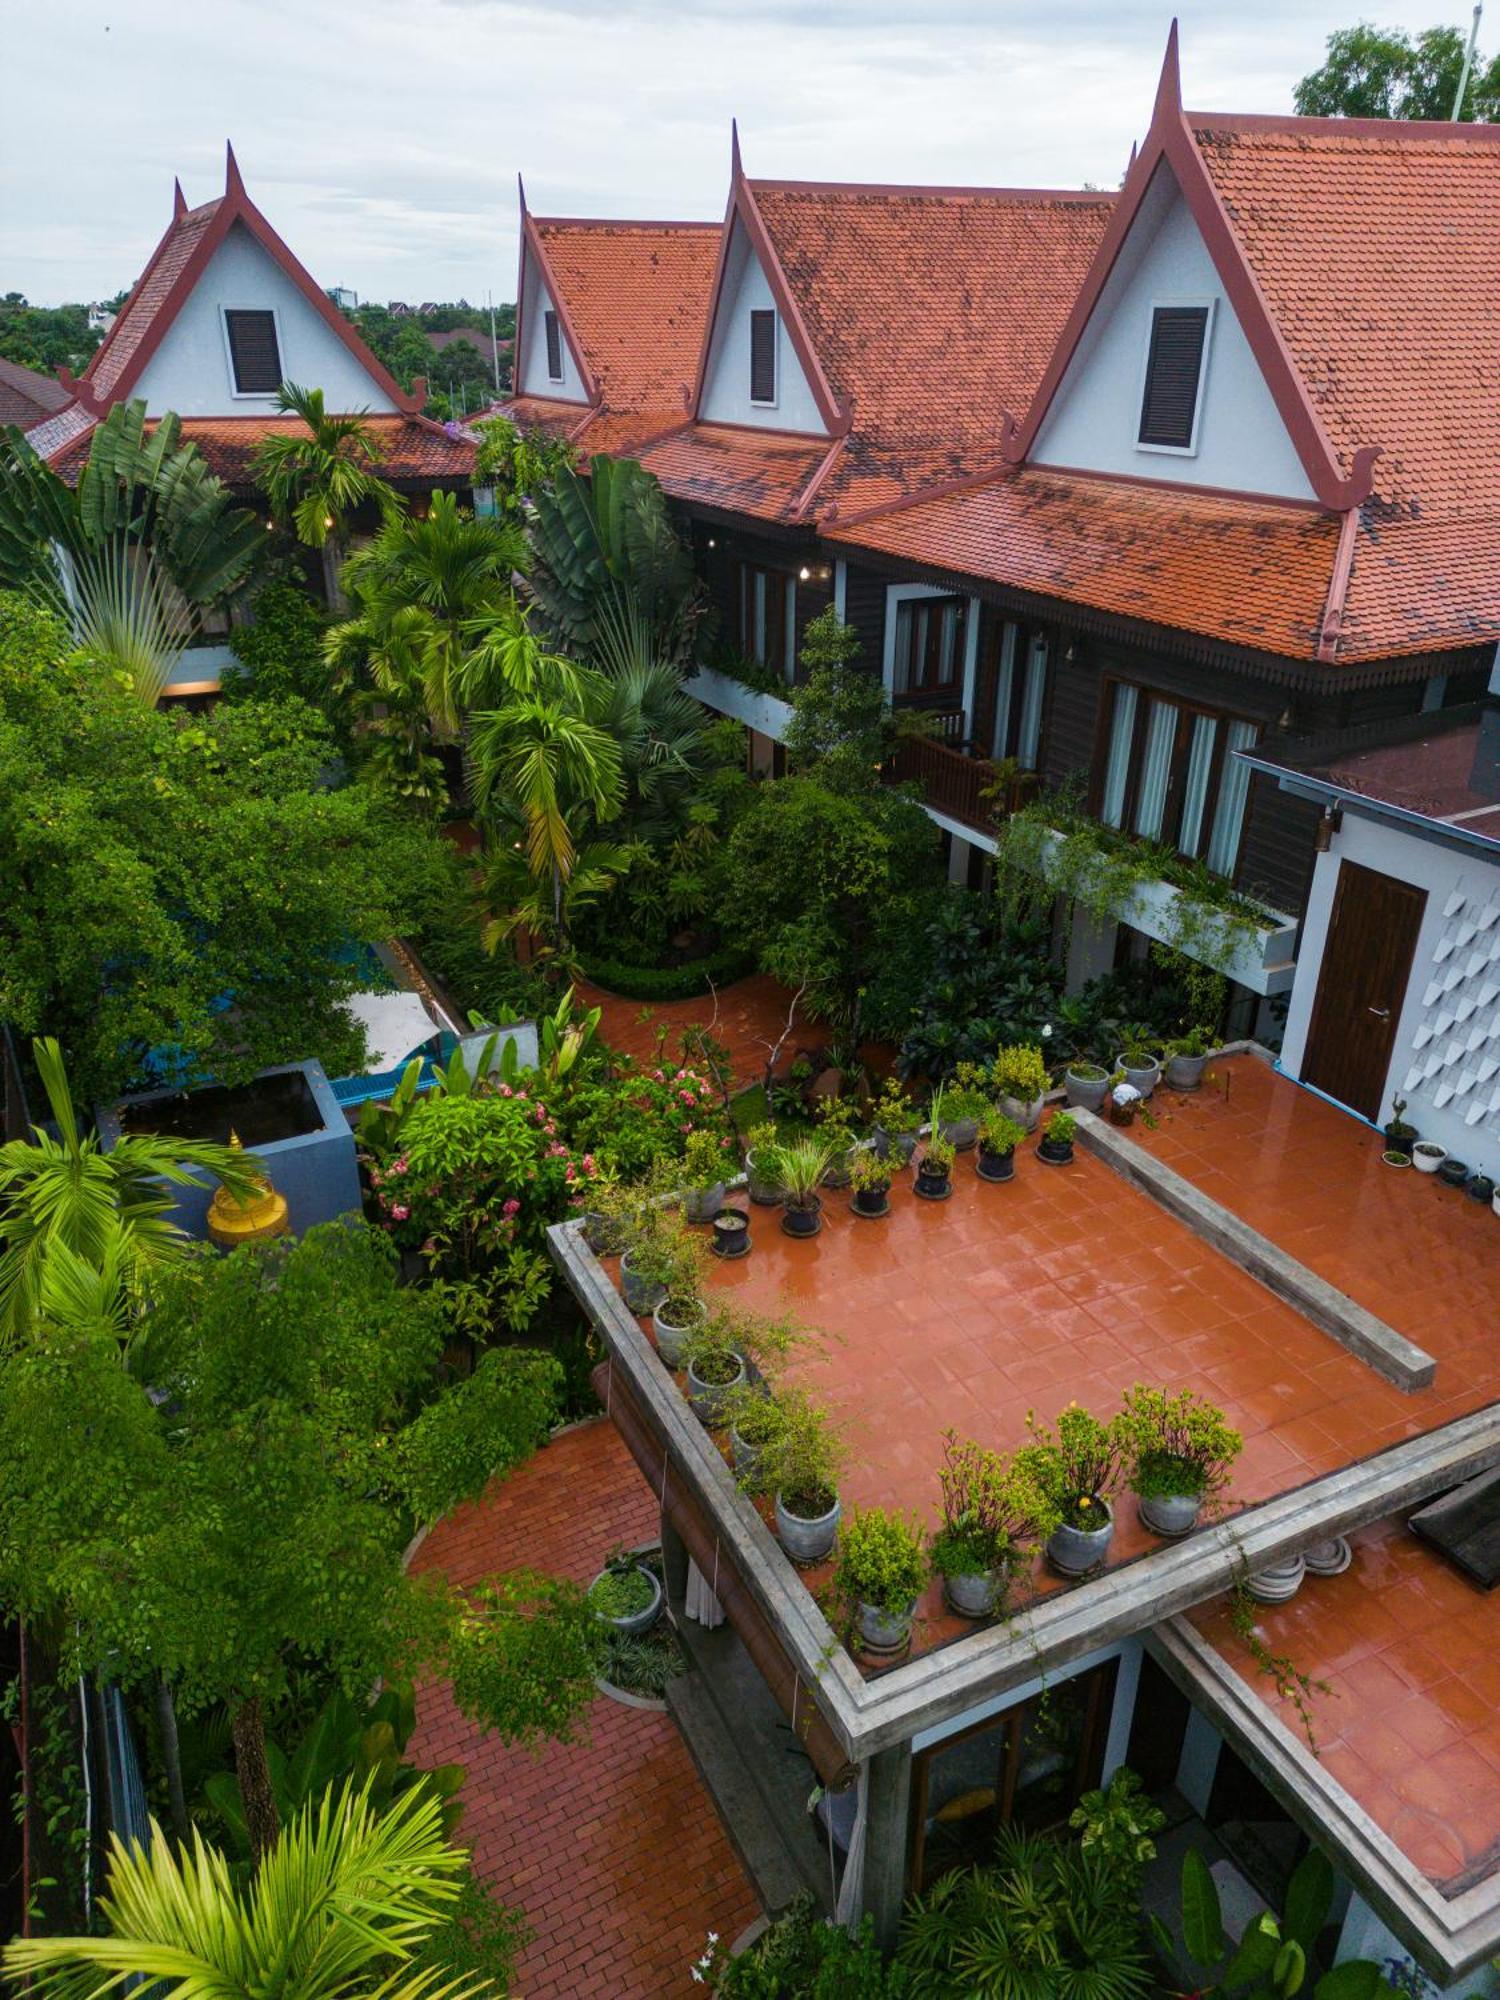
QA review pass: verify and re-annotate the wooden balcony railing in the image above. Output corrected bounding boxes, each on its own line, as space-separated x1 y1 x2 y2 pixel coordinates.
887 736 1037 832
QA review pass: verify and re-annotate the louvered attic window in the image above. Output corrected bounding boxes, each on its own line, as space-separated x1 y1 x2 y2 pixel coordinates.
224 310 282 394
1137 304 1211 451
749 309 777 405
543 310 563 382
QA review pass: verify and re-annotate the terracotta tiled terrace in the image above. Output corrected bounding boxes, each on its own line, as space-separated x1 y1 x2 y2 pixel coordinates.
409 1422 760 1999
577 972 807 1086
1192 1514 1500 1895
613 1086 1500 1668
1126 1055 1495 1353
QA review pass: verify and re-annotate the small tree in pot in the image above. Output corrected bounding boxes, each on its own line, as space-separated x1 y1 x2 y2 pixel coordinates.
990 1043 1050 1131
1019 1404 1125 1578
680 1127 733 1222
679 1301 803 1428
848 1146 895 1218
721 1379 781 1487
1118 1385 1242 1537
1163 1026 1215 1092
759 1387 847 1565
648 1221 712 1367
743 1120 784 1206
976 1108 1026 1184
915 1132 955 1200
1383 1094 1420 1160
1036 1108 1077 1167
835 1505 930 1654
814 1095 863 1188
871 1078 921 1162
930 1431 1057 1618
937 1062 991 1151
773 1136 837 1237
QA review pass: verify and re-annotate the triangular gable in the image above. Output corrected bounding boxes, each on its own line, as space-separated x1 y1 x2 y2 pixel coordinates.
511 183 598 408
690 127 846 438
1003 24 1380 512
62 146 421 420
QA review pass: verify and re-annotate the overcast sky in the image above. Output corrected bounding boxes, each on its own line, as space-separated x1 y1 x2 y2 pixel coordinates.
1 0 1476 306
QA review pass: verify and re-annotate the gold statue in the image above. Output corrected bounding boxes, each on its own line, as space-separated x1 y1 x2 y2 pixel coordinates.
206 1130 289 1247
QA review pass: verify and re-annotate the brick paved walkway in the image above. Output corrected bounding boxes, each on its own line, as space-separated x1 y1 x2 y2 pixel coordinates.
576 972 808 1089
409 1421 760 1999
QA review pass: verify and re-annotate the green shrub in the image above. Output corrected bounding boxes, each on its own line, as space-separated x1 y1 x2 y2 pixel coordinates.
835 1505 929 1617
578 943 753 1002
701 1895 906 1995
225 581 331 709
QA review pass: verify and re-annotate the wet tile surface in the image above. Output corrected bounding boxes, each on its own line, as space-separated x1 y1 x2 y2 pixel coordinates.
409 1422 760 1998
1193 1516 1500 1895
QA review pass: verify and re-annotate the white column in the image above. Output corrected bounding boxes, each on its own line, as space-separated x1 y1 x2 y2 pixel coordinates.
833 559 847 622
960 595 981 740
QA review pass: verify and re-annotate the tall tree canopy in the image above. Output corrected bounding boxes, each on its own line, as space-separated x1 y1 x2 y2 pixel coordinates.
1294 20 1499 120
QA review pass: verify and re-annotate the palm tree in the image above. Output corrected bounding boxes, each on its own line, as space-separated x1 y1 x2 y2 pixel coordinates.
2 1781 495 2000
0 1038 264 1344
252 384 399 608
326 492 526 738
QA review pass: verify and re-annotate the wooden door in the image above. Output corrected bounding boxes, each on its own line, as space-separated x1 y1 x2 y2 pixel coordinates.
1302 859 1427 1122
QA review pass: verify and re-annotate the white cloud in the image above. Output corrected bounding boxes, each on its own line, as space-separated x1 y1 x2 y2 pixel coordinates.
0 0 1476 304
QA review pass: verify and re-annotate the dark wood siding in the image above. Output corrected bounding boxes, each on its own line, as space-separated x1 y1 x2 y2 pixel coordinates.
1041 649 1100 790
1234 774 1321 917
841 563 887 681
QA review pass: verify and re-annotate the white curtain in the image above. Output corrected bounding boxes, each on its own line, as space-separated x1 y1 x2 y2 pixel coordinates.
1016 638 1048 769
1100 684 1137 827
1206 719 1259 876
1133 699 1176 840
1179 714 1218 856
991 622 1018 758
833 1765 869 1925
684 1558 725 1628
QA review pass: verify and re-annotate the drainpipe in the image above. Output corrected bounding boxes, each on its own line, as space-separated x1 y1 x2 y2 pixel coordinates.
1452 3 1483 118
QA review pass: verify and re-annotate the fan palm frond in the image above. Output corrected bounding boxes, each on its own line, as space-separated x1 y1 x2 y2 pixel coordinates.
70 538 192 703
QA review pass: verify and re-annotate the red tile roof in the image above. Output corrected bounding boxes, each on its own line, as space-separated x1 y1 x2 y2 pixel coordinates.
46 413 474 488
84 197 224 403
0 355 70 429
635 422 832 518
829 466 1343 660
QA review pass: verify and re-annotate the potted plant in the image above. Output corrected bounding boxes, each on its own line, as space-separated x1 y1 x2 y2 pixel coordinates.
581 1165 628 1254
617 1193 674 1314
1438 1156 1470 1187
1411 1141 1446 1174
760 1388 847 1565
1108 1075 1141 1128
589 1547 663 1636
976 1108 1026 1183
1064 1060 1111 1114
937 1062 990 1151
680 1302 803 1428
930 1431 1056 1619
680 1127 731 1222
1382 1095 1420 1160
774 1136 836 1237
871 1078 921 1163
1164 1027 1215 1092
1383 1149 1411 1169
835 1505 930 1654
848 1147 894 1218
1036 1108 1077 1166
815 1096 863 1187
722 1380 782 1487
743 1121 785 1206
1019 1404 1124 1578
1468 1172 1495 1205
1115 1029 1162 1098
991 1043 1050 1131
648 1221 711 1367
1118 1385 1243 1537
915 1132 955 1200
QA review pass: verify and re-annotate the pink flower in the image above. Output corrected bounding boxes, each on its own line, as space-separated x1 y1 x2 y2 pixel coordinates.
499 1083 513 1097
392 1157 408 1175
582 1154 595 1172
564 1165 576 1182
653 1069 665 1082
547 1142 568 1158
680 1122 692 1135
502 1197 521 1217
391 1203 410 1222
679 1090 696 1106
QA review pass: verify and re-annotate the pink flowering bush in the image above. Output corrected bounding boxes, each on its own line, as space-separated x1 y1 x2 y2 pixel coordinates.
557 1058 730 1180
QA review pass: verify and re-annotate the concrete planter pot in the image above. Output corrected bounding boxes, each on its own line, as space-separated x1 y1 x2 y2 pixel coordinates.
775 1490 840 1565
687 1350 747 1427
683 1180 726 1224
873 1127 918 1164
1412 1142 1446 1175
1493 1188 1500 1219
857 1600 915 1654
589 1565 662 1638
1046 1501 1115 1577
1064 1067 1110 1114
1246 1554 1306 1603
619 1251 666 1315
651 1298 704 1369
999 1092 1045 1133
945 1567 1005 1619
731 1423 763 1484
582 1210 626 1256
1164 1052 1211 1092
744 1150 784 1206
1139 1490 1203 1537
1116 1054 1162 1098
940 1115 979 1152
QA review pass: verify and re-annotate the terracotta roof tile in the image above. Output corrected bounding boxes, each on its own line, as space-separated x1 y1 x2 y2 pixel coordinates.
0 356 70 429
85 199 223 402
531 220 719 414
635 422 831 520
829 467 1341 659
46 413 474 488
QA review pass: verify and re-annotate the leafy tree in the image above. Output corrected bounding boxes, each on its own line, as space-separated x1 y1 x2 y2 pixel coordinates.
784 609 894 795
224 577 333 710
0 594 437 1102
1294 21 1499 120
0 1223 583 1862
3 1780 504 2000
473 416 575 523
0 296 104 374
251 383 400 606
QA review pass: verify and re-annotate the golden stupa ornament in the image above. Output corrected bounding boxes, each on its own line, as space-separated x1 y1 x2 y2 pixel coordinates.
207 1130 289 1248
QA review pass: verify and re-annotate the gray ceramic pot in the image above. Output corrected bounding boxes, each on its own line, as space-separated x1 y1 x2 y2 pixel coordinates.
1164 1052 1210 1091
945 1568 1003 1618
651 1298 703 1369
582 1210 626 1255
730 1424 763 1484
940 1115 979 1152
745 1150 783 1205
1139 1490 1202 1537
1064 1068 1110 1113
1047 1501 1115 1577
619 1251 666 1315
1116 1055 1161 1098
1246 1554 1306 1603
775 1490 841 1565
999 1092 1045 1133
857 1600 915 1653
686 1350 746 1426
589 1564 662 1637
683 1180 726 1223
873 1127 918 1164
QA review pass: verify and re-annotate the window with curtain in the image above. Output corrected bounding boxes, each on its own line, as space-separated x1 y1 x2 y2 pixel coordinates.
736 562 793 677
992 622 1049 770
892 596 965 697
1098 680 1260 877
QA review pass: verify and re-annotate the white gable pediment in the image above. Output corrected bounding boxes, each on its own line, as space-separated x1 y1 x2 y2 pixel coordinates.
131 221 399 420
518 248 588 403
699 215 827 435
1030 161 1313 503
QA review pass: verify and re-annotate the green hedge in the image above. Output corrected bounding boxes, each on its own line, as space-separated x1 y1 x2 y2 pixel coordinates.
579 944 754 1003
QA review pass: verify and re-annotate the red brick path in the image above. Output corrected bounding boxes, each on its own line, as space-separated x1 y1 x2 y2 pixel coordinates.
409 1421 761 1999
575 973 808 1089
